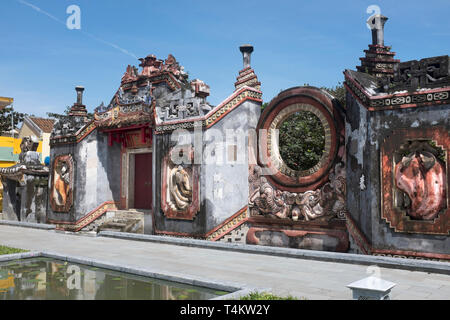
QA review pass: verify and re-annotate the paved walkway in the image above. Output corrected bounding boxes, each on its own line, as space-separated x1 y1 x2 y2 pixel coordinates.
0 225 449 300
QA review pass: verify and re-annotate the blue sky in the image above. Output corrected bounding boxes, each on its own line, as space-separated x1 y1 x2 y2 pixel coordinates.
0 0 449 117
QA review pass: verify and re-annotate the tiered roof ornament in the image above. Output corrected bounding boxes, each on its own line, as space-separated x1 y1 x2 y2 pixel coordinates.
344 15 450 110
94 53 212 129
235 44 261 91
51 86 92 145
154 46 262 134
68 86 89 118
357 14 399 79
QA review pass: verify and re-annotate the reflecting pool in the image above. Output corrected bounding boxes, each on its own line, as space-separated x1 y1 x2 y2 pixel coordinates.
0 257 228 300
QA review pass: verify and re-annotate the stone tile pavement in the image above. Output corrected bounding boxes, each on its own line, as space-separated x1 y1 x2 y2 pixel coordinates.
0 225 449 300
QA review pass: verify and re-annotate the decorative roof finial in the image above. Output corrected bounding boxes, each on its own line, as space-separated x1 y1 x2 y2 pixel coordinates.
357 14 398 79
367 14 388 46
75 86 85 105
69 86 88 118
235 45 261 91
240 44 254 69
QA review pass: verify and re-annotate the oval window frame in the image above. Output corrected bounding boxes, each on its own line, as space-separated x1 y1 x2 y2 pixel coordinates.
257 87 342 193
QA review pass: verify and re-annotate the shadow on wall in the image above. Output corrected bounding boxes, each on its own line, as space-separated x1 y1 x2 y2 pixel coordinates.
96 133 122 207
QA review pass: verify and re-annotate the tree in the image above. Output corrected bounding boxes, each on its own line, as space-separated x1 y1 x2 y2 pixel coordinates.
47 105 94 120
46 106 72 120
0 106 25 136
279 111 325 171
321 82 346 108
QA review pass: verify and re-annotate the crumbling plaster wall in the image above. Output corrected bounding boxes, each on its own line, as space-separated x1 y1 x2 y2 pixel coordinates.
345 91 450 254
47 130 121 223
153 99 261 236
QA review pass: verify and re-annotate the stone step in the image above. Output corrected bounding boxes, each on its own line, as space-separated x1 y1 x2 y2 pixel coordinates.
81 209 145 234
104 222 127 228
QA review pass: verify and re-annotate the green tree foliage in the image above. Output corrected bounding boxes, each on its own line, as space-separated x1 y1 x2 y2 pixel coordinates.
279 111 325 171
321 82 346 108
47 105 94 120
0 106 25 136
262 84 345 111
46 105 71 120
0 245 28 255
240 291 301 300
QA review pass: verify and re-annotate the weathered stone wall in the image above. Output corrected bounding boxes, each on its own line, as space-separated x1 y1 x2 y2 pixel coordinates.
202 99 260 231
1 178 48 223
345 92 450 254
153 99 261 236
47 129 121 223
1 179 21 221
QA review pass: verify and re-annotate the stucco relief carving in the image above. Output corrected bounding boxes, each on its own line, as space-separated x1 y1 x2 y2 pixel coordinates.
161 146 199 220
249 162 346 221
53 161 70 206
381 128 450 234
168 165 193 211
50 154 74 212
395 149 446 220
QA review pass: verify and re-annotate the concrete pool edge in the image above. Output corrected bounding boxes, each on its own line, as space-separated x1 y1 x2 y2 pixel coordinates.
0 251 42 262
98 231 450 275
0 220 56 230
0 250 261 300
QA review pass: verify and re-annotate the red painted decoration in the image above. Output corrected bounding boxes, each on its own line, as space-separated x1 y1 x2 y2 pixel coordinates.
395 152 446 220
381 127 450 234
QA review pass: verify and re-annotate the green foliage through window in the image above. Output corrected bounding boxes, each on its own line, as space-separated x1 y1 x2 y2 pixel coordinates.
278 111 325 171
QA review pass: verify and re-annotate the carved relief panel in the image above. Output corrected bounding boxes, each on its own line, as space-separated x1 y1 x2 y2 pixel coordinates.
161 146 200 220
381 127 449 234
50 154 74 213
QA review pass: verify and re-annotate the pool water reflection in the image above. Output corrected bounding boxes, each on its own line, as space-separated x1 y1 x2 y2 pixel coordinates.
0 258 228 300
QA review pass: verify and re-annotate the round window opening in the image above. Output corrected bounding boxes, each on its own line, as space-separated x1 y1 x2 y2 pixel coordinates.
278 111 325 172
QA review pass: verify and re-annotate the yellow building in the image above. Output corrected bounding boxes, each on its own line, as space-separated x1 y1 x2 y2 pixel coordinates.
0 96 15 213
0 96 13 110
0 136 22 167
19 116 55 163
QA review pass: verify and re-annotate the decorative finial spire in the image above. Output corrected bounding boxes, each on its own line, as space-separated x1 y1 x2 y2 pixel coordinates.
239 44 254 69
367 14 388 46
234 45 261 91
357 14 399 79
69 86 88 118
75 86 85 105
